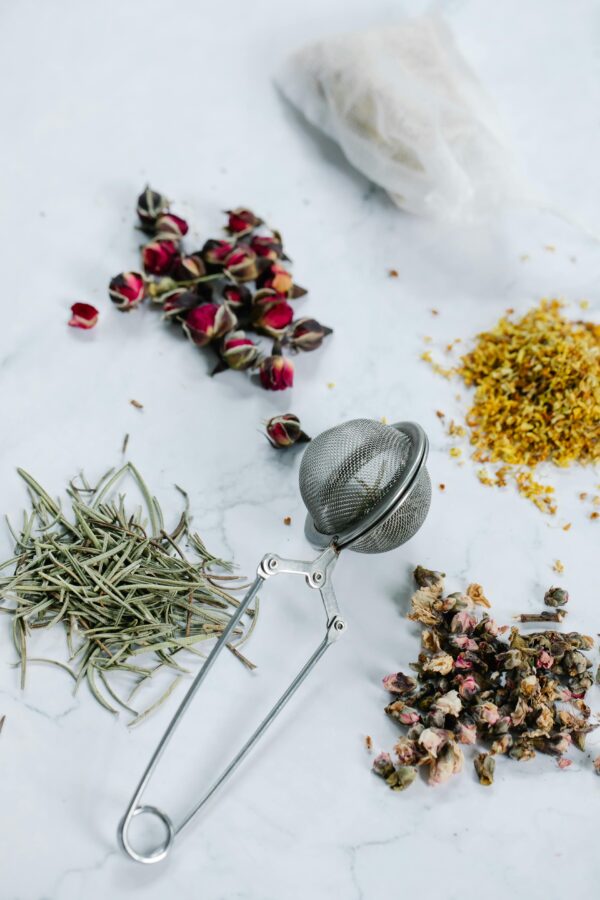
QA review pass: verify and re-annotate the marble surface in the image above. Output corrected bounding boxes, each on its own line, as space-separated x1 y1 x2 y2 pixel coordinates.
0 0 599 897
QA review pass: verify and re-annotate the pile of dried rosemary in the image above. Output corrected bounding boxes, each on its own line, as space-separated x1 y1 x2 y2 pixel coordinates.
373 566 597 791
0 464 257 726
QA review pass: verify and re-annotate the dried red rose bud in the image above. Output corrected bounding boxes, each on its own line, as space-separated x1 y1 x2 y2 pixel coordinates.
142 240 179 276
68 302 99 329
183 303 237 347
201 239 234 268
222 331 260 370
154 212 189 241
137 186 169 232
225 208 262 235
265 413 310 448
259 355 294 391
109 271 146 310
257 262 293 297
223 283 252 311
170 254 206 281
162 289 201 317
253 300 294 337
287 317 333 352
250 234 284 260
224 246 259 282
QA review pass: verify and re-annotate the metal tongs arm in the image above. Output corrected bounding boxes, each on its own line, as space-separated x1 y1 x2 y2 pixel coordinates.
118 544 345 864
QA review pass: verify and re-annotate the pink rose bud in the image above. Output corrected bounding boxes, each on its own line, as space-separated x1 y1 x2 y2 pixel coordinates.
109 271 146 310
68 302 99 330
201 239 234 269
254 300 294 337
288 317 333 352
265 413 310 448
454 654 473 670
225 207 262 234
170 253 206 281
142 239 179 275
222 331 260 370
536 650 554 669
183 303 237 347
259 355 294 391
250 234 284 260
224 246 259 282
257 262 293 297
136 185 169 232
154 212 189 241
223 284 252 311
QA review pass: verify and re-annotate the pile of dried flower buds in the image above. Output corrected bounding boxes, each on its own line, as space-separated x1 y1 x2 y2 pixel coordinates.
373 566 597 791
109 187 332 391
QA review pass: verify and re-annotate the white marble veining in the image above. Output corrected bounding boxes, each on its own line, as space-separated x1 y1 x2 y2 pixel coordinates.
0 0 599 897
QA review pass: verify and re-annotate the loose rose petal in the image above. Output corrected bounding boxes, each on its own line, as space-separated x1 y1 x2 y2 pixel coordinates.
68 302 99 330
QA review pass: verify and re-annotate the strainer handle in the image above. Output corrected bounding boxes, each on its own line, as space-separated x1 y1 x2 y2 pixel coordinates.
118 544 346 864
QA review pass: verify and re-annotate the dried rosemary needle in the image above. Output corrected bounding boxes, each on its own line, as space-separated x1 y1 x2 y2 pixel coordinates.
0 464 258 725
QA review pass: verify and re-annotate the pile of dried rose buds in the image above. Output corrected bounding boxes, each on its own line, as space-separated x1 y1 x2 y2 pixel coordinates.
109 187 332 391
372 566 597 791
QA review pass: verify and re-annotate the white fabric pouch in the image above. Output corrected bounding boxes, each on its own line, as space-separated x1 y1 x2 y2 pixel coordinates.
276 15 523 222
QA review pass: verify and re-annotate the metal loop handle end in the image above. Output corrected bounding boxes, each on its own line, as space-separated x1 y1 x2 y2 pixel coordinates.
118 805 175 865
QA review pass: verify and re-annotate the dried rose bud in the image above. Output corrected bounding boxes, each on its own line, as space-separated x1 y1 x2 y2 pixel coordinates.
109 271 146 310
393 737 418 765
450 611 477 634
474 753 495 786
222 331 260 371
162 289 200 317
137 186 169 231
223 284 252 311
287 317 333 352
250 234 283 260
201 239 234 269
382 672 417 695
536 650 554 669
183 303 237 347
259 355 294 391
428 741 463 785
254 300 294 337
154 212 189 241
397 708 420 726
457 722 477 745
225 208 262 235
434 690 462 717
68 302 99 330
224 246 259 282
265 413 310 448
477 701 500 725
414 566 446 590
167 256 206 286
257 262 293 297
142 239 179 275
372 752 395 779
386 766 417 792
456 674 479 699
544 586 569 607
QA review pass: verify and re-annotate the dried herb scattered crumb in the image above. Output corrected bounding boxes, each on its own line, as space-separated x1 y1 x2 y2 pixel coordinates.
373 566 597 792
0 465 257 725
365 735 373 751
388 269 399 278
0 715 4 735
283 516 292 526
130 399 144 410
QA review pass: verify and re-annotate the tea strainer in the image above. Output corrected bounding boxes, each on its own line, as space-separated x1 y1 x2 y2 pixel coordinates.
119 419 430 863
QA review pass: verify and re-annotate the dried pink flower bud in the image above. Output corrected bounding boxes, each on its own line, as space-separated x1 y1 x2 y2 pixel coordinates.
222 331 260 371
201 239 234 268
265 413 310 448
287 317 333 352
422 652 454 675
142 239 179 275
224 247 259 282
457 674 479 699
454 653 473 670
393 737 418 765
109 271 146 310
254 300 294 337
154 212 189 241
457 722 477 745
428 741 463 785
225 208 262 235
418 727 449 758
434 690 462 717
137 185 169 232
372 752 395 779
170 253 206 280
450 610 477 633
257 262 294 297
250 234 283 260
382 672 417 695
223 284 252 311
477 702 500 725
183 303 237 347
483 618 500 636
451 634 478 651
557 758 572 769
68 302 99 330
259 355 294 391
536 650 554 669
398 708 420 726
